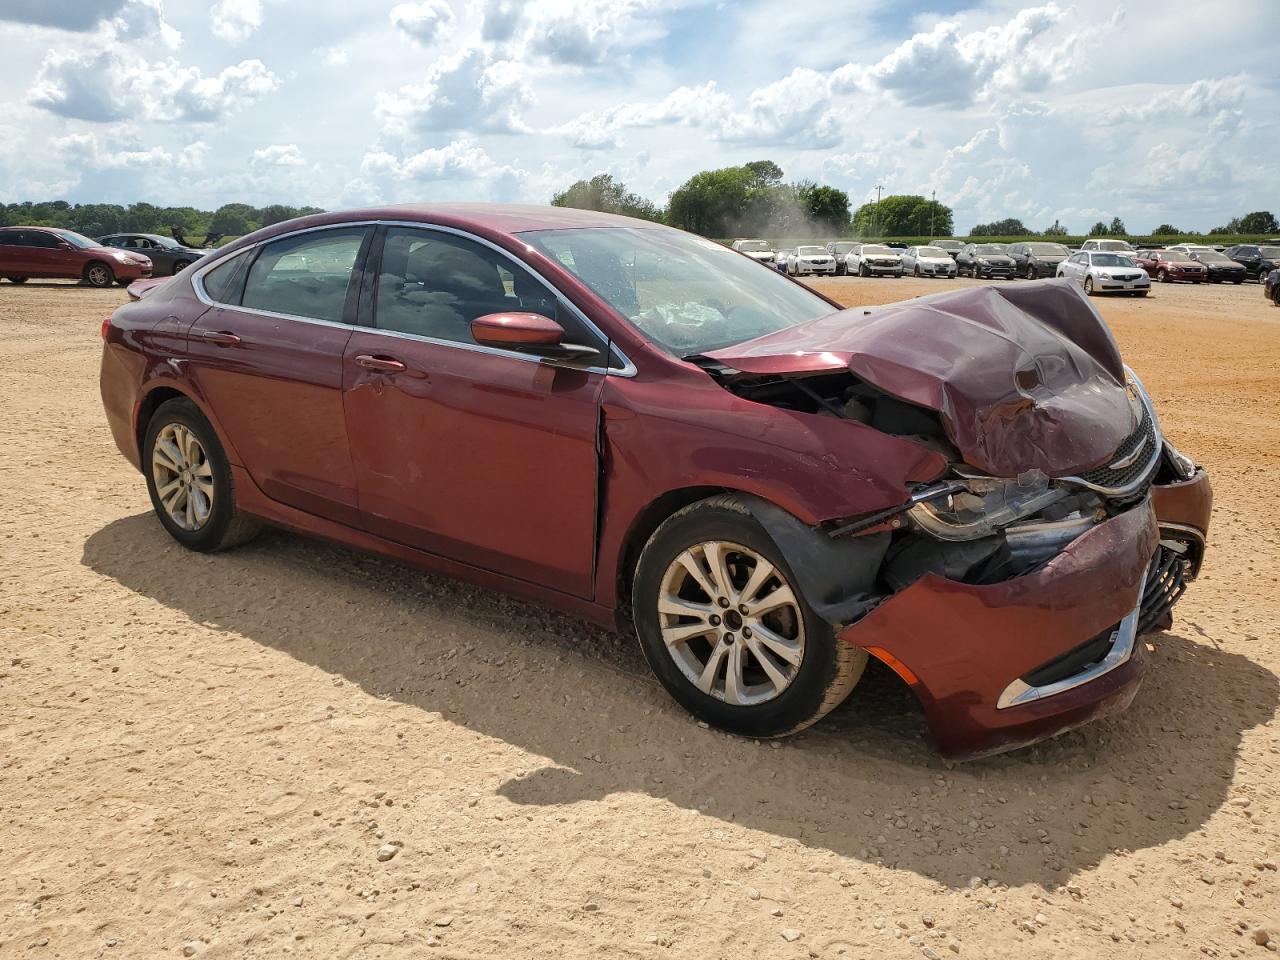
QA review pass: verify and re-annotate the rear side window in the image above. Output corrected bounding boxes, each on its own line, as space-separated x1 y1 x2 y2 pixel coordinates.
241 228 367 322
26 232 60 249
200 252 249 304
0 230 20 246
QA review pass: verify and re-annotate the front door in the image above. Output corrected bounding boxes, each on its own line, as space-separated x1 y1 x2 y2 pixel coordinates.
184 226 371 526
342 225 607 599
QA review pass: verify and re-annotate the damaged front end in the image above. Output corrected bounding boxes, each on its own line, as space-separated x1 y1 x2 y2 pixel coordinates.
698 281 1212 758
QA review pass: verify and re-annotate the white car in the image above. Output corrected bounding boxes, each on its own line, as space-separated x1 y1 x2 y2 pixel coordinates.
845 243 904 277
731 239 776 264
1056 251 1150 297
786 245 837 276
901 245 957 278
1079 238 1135 254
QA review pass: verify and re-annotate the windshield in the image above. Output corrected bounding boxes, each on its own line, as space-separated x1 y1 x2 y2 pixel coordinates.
522 227 835 356
833 242 855 253
736 240 769 252
796 246 825 255
974 245 1005 254
145 235 182 249
859 245 892 254
934 240 960 249
1161 251 1194 262
1091 254 1136 267
1028 243 1068 255
1196 252 1232 263
55 230 99 249
916 247 948 258
1094 240 1133 251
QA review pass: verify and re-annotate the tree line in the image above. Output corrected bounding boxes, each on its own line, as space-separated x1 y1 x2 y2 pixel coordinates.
0 200 324 243
970 210 1278 239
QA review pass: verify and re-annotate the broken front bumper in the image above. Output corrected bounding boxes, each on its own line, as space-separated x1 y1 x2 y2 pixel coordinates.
840 487 1197 760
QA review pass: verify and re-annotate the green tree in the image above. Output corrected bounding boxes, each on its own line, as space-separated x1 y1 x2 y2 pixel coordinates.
551 174 663 222
1088 221 1109 236
853 194 953 237
1108 216 1127 235
208 203 259 236
1238 210 1280 234
970 217 1031 237
794 181 850 234
1042 220 1069 236
1151 223 1180 236
743 160 784 186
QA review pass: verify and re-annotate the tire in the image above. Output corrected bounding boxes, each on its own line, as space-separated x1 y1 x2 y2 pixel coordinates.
6 276 28 284
1025 263 1036 280
632 495 866 738
143 397 262 552
1084 276 1095 295
1232 279 1243 285
1134 290 1148 297
84 261 114 288
914 264 921 277
1158 269 1169 283
116 279 131 287
172 260 192 273
859 262 869 278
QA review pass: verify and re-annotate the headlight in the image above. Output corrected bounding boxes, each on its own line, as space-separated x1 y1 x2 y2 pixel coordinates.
112 252 132 264
908 470 1068 541
1163 441 1196 480
978 258 991 265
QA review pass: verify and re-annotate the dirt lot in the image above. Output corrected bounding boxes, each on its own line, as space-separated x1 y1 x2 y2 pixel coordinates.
2 276 1278 959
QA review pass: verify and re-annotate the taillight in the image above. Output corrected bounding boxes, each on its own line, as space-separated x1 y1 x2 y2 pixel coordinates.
100 316 112 341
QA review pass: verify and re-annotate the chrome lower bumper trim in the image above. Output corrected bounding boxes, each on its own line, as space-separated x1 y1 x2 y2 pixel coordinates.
995 604 1141 710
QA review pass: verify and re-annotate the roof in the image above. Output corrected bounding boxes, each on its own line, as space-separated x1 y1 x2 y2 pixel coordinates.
296 203 661 234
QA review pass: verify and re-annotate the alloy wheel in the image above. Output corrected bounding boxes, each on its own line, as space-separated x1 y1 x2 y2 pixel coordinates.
657 541 805 706
151 422 215 531
87 265 111 287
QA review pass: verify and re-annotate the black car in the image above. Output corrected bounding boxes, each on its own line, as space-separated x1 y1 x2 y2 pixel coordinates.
96 233 205 277
1188 249 1247 284
1006 241 1070 279
1265 267 1280 306
1224 244 1280 282
956 243 1016 279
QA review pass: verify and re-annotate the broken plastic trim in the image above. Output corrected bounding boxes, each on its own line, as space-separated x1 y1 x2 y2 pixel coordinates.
826 481 965 539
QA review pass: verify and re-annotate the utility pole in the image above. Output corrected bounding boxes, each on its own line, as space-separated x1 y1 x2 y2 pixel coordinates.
874 184 883 238
930 189 936 240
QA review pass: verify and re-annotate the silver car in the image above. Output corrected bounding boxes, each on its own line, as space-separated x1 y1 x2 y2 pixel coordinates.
845 243 904 277
1056 251 1150 297
901 245 957 278
786 245 837 276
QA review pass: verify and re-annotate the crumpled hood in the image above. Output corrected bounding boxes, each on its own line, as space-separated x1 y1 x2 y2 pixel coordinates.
704 279 1136 478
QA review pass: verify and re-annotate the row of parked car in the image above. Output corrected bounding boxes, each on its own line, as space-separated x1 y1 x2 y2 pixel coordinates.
0 225 207 286
730 236 1280 288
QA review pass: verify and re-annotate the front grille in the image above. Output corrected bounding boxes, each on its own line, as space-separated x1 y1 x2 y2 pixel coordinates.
1073 402 1158 492
1137 544 1188 634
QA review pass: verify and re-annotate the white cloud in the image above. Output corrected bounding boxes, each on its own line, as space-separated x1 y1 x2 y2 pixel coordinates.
0 0 180 46
481 0 685 65
30 49 279 123
53 131 209 172
210 0 263 43
361 139 525 201
316 45 349 66
376 48 533 137
390 0 455 46
252 144 305 167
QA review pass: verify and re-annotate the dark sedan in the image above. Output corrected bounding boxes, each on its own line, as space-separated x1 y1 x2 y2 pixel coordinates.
1007 241 1070 279
1265 267 1280 306
1224 244 1280 282
97 233 205 277
98 204 1211 760
1189 249 1246 284
956 243 1017 279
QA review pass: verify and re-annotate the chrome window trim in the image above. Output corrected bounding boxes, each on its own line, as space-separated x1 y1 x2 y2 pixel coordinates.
189 219 636 377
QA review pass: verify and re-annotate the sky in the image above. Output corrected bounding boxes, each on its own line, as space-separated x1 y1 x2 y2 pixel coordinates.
1 0 1276 234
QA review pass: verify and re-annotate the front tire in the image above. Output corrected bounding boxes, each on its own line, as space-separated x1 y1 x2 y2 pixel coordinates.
84 261 114 288
858 262 869 278
6 276 28 284
1158 269 1169 283
633 495 866 738
1084 276 1095 295
143 398 262 552
172 260 192 273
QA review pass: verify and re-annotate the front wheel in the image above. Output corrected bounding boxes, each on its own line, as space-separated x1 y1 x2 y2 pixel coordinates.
1025 263 1036 280
6 276 28 284
1084 276 1095 295
633 495 866 738
143 398 262 552
84 261 114 288
172 260 192 273
1158 269 1169 283
914 264 921 277
858 262 869 278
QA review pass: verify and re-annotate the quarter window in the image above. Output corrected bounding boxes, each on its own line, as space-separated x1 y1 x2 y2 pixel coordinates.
201 252 250 304
0 230 20 246
372 227 598 355
241 228 367 323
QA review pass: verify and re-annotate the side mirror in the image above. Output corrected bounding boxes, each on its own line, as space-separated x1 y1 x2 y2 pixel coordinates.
58 240 74 250
470 312 600 364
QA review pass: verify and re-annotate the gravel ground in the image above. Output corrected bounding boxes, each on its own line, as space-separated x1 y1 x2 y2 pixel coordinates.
1 276 1277 959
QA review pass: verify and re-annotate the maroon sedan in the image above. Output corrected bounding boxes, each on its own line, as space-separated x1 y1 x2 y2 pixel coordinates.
1134 249 1206 284
0 226 152 287
98 205 1212 760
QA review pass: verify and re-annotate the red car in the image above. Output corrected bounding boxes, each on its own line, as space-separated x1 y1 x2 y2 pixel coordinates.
0 226 153 287
1134 249 1206 284
98 205 1212 760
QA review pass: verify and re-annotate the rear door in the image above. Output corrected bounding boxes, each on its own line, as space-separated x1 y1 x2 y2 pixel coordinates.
185 226 371 526
341 225 608 598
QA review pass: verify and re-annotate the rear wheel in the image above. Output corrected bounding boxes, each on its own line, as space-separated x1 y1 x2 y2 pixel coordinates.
633 495 866 738
172 260 192 273
143 398 262 552
84 261 114 288
6 276 28 284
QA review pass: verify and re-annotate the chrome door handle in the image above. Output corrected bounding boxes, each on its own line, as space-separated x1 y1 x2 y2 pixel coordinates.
197 330 241 346
355 354 407 373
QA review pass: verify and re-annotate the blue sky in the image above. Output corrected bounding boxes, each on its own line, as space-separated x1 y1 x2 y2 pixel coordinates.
1 0 1276 233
